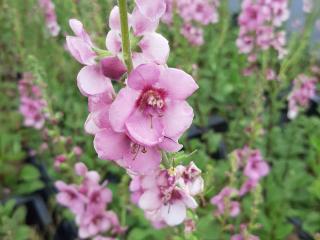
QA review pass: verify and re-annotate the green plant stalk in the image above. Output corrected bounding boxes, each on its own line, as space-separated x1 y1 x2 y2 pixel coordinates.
118 0 133 73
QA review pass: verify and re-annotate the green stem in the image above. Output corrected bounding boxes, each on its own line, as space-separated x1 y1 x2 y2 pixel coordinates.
118 0 133 72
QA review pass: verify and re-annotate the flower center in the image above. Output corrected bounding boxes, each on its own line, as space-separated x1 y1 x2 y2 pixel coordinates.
137 87 166 114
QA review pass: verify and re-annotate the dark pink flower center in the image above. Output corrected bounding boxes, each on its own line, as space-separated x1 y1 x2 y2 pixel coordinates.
136 87 166 114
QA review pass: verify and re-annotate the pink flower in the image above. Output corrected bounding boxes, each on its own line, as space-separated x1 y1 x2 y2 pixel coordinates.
66 19 116 96
287 74 317 119
54 154 67 169
130 163 203 227
237 0 289 60
18 73 47 129
181 23 204 46
106 6 170 66
55 181 85 215
239 179 258 196
38 0 60 36
176 161 204 196
210 187 240 217
161 0 220 46
55 163 122 239
135 0 166 21
109 63 198 147
244 151 270 180
303 0 313 13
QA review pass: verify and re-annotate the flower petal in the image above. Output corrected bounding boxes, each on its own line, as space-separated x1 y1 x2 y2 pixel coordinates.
109 6 121 31
77 65 113 96
162 100 194 138
139 33 169 65
160 201 186 226
106 30 122 55
69 19 92 45
94 128 130 161
158 137 183 152
66 36 96 65
131 7 159 36
123 146 161 174
158 68 198 100
127 63 161 90
138 190 161 211
135 0 166 21
109 87 139 132
126 110 164 146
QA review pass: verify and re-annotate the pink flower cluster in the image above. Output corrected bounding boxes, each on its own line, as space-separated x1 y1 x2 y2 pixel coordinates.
38 0 60 37
287 74 317 119
18 73 47 129
55 163 123 239
236 0 289 61
130 162 204 227
162 0 220 46
211 147 269 217
67 0 198 175
67 0 201 229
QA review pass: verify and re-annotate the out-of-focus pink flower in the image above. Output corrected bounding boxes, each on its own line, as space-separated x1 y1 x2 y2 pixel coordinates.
73 146 83 156
162 0 220 46
18 73 47 129
130 163 203 227
239 178 258 196
109 63 198 147
237 0 289 61
181 23 204 46
231 225 260 240
38 0 60 36
55 163 123 239
303 0 313 13
184 219 196 234
210 187 240 217
54 154 67 169
244 151 270 180
287 74 317 119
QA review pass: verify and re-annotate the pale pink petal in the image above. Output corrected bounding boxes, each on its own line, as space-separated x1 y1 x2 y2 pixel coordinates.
77 65 113 96
160 201 186 226
127 63 161 90
135 0 166 21
84 112 101 135
162 100 194 138
109 6 121 31
126 110 164 146
94 129 130 160
158 137 182 152
88 91 114 112
75 162 88 176
69 19 92 44
123 146 161 174
109 87 139 132
131 7 159 36
139 33 169 65
138 190 161 210
66 36 96 65
158 68 198 100
182 194 198 209
105 30 122 55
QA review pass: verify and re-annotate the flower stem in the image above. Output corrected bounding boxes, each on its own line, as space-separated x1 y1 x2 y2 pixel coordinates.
118 0 133 73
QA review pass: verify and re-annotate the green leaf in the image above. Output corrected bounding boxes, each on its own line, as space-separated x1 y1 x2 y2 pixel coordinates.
19 165 40 181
